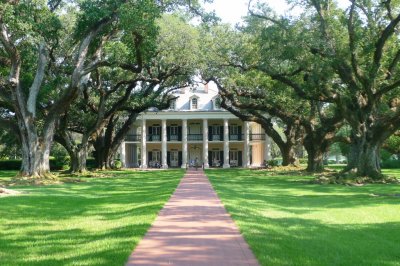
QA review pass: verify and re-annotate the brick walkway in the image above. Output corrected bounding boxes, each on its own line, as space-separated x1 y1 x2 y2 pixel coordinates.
126 169 260 266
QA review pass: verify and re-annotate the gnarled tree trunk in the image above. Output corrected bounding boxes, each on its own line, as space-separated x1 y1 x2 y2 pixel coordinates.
304 140 325 172
19 130 53 177
69 145 89 173
342 126 392 179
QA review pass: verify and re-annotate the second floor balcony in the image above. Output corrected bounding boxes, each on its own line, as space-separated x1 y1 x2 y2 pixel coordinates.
125 133 265 142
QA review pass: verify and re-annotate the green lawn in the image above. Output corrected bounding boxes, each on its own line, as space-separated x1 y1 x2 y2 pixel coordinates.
0 170 18 184
0 169 184 266
206 168 400 266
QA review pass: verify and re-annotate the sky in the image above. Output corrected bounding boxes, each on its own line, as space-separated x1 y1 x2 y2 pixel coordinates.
204 0 350 25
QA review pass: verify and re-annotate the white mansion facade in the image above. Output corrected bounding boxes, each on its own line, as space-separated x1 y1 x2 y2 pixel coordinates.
120 83 272 168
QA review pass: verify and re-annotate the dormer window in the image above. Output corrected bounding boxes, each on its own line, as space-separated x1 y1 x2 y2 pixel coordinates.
212 96 222 110
215 97 221 109
169 99 176 110
191 98 198 109
189 94 200 110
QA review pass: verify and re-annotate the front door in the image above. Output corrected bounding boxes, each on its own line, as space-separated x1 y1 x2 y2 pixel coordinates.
170 151 179 167
189 146 202 167
211 150 222 167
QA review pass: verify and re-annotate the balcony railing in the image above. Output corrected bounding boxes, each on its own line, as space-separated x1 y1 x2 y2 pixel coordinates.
229 134 244 141
250 134 265 141
125 133 263 142
188 134 203 141
210 134 222 141
169 135 180 141
125 134 141 141
147 134 161 141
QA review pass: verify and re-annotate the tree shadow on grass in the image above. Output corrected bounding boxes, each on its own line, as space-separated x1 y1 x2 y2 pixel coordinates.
206 169 400 265
0 169 183 266
206 169 400 212
237 216 400 266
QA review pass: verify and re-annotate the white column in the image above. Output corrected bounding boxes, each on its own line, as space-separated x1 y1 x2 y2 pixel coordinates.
120 142 126 168
203 119 209 168
181 119 188 168
244 122 250 168
161 119 168 169
223 118 230 168
141 119 147 169
264 133 272 161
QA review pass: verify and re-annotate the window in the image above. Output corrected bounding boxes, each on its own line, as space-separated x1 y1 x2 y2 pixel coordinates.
150 125 161 141
170 151 179 167
212 125 221 141
230 125 238 135
152 151 161 162
230 150 238 161
151 126 161 135
191 98 198 109
169 99 176 110
170 126 178 135
211 150 221 167
229 150 239 167
170 125 178 141
215 97 221 109
229 125 239 140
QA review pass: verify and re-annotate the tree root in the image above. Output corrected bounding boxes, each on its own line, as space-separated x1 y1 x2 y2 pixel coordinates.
311 172 399 185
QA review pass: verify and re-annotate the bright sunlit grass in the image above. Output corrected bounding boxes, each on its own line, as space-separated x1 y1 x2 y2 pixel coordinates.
0 169 184 266
206 168 400 266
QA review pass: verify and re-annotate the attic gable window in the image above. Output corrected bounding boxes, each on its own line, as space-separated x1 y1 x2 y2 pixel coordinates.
191 98 198 110
169 99 176 110
215 97 221 109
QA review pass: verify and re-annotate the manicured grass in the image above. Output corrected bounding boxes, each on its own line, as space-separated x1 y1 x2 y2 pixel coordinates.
0 169 184 266
206 168 400 266
0 170 18 184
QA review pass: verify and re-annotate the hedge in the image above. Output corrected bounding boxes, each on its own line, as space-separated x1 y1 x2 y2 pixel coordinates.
0 158 97 171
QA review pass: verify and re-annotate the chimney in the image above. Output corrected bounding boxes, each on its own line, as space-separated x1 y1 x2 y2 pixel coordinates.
180 87 186 94
204 83 209 93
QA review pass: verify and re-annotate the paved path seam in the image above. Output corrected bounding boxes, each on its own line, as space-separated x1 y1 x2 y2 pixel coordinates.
126 169 260 266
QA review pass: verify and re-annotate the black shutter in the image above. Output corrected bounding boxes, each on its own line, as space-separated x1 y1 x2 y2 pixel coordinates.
148 127 152 141
208 126 212 141
167 126 171 141
178 151 183 167
228 126 231 140
238 151 243 167
238 126 242 140
178 126 182 141
148 152 152 163
208 151 212 166
219 151 223 166
167 151 171 167
220 126 224 141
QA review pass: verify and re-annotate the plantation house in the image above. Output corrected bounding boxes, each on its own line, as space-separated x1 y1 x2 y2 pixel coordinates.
120 83 272 168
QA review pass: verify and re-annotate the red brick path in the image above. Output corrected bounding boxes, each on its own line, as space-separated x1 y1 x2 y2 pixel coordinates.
126 169 260 266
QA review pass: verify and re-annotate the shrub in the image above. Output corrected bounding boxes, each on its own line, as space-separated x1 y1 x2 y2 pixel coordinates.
0 160 21 170
86 158 97 169
53 156 71 171
381 160 400 169
114 160 122 169
298 158 308 164
267 159 279 167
